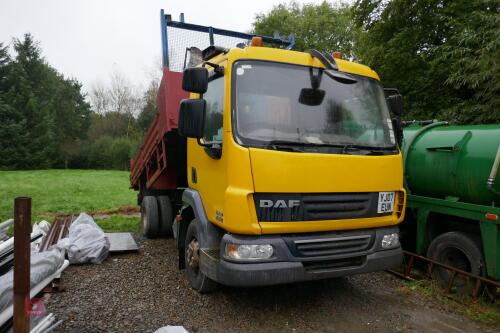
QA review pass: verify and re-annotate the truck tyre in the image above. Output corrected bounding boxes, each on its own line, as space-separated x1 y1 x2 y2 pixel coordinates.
184 220 217 293
427 231 485 292
157 196 173 238
141 196 159 238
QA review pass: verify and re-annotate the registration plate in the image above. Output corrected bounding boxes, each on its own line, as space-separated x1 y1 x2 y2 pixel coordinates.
377 192 395 214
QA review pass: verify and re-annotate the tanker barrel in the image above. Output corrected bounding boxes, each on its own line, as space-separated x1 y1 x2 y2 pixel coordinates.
402 122 500 206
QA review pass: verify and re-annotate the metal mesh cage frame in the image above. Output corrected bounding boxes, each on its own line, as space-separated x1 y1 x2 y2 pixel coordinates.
160 10 294 72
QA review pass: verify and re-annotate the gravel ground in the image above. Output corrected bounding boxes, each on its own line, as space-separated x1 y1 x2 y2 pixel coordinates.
45 237 494 333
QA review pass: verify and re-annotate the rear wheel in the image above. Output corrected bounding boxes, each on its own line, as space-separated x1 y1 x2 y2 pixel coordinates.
184 221 217 293
141 196 159 238
157 196 173 238
427 231 484 293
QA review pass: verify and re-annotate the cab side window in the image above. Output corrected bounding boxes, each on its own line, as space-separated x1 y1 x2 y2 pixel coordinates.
203 77 224 143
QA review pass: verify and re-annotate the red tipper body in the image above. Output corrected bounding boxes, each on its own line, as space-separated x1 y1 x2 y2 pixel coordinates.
130 68 188 193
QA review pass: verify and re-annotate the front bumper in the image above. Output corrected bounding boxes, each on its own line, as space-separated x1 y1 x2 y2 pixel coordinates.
200 226 403 287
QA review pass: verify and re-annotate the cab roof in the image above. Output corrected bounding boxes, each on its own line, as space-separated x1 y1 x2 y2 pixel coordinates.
222 46 380 81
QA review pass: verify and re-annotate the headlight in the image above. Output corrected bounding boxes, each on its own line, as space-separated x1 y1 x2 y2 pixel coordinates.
381 233 400 249
225 243 273 260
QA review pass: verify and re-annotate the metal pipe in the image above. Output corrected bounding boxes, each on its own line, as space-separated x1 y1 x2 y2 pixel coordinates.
0 260 69 327
39 219 59 252
57 218 66 241
389 250 500 301
30 313 54 333
0 219 14 231
487 145 500 196
402 250 500 287
41 319 63 333
0 230 43 256
14 197 32 333
31 315 55 333
0 237 14 254
160 9 169 68
165 19 292 47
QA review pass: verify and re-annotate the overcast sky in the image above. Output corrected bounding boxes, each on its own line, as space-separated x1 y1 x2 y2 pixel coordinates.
0 0 327 94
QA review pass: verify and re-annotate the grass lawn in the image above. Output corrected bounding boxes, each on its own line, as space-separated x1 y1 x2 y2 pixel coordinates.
0 169 140 232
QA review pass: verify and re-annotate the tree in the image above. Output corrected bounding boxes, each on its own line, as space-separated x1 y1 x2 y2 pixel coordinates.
87 112 131 141
89 70 143 137
0 34 91 169
51 77 91 167
137 79 159 132
89 81 109 115
432 0 500 123
1 35 47 168
0 99 29 169
0 40 30 169
353 0 499 123
0 43 10 92
253 1 358 59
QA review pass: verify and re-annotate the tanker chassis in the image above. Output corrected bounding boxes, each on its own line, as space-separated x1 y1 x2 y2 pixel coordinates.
401 121 500 285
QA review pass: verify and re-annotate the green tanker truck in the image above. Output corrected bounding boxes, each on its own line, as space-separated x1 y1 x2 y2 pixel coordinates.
401 121 500 286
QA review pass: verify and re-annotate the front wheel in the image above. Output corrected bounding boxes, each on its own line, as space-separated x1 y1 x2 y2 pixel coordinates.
184 220 217 293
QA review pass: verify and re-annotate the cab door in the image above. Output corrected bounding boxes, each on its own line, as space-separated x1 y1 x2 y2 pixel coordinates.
187 74 227 225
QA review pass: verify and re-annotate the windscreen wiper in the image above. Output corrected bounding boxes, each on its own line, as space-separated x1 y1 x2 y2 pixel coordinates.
267 140 321 146
265 140 313 152
257 140 397 154
266 140 347 152
267 140 346 147
341 144 398 155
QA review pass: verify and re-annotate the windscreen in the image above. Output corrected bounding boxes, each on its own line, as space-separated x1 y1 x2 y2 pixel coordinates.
233 61 396 151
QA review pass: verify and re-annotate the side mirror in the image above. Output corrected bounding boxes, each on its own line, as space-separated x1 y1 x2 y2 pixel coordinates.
386 94 403 117
182 67 208 93
299 88 325 106
178 99 206 138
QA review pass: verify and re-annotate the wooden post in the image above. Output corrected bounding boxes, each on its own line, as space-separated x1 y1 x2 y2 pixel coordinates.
13 197 31 333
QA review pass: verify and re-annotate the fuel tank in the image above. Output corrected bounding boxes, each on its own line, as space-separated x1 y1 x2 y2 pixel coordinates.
402 122 500 205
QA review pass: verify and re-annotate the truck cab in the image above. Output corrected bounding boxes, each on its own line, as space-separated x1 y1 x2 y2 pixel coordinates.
130 12 406 292
176 44 405 291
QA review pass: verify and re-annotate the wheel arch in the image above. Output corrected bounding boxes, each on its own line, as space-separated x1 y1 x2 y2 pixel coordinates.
425 212 483 253
175 189 224 268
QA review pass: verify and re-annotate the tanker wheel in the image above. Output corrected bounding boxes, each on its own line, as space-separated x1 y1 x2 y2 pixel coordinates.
157 196 173 238
184 220 217 293
141 196 159 238
427 231 485 293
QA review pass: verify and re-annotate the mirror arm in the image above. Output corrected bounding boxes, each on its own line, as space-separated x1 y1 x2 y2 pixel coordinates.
306 49 338 70
203 62 224 75
392 117 404 149
196 138 222 159
196 137 212 148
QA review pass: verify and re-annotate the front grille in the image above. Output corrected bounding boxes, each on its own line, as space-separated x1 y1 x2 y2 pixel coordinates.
254 192 384 222
303 256 365 272
291 235 372 258
302 193 371 220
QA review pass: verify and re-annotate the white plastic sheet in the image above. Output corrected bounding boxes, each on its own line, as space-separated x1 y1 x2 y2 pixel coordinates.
155 326 190 333
0 249 64 312
56 213 109 264
30 220 51 252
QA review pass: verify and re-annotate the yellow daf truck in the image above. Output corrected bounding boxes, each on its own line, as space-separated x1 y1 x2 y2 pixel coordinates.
131 13 406 292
